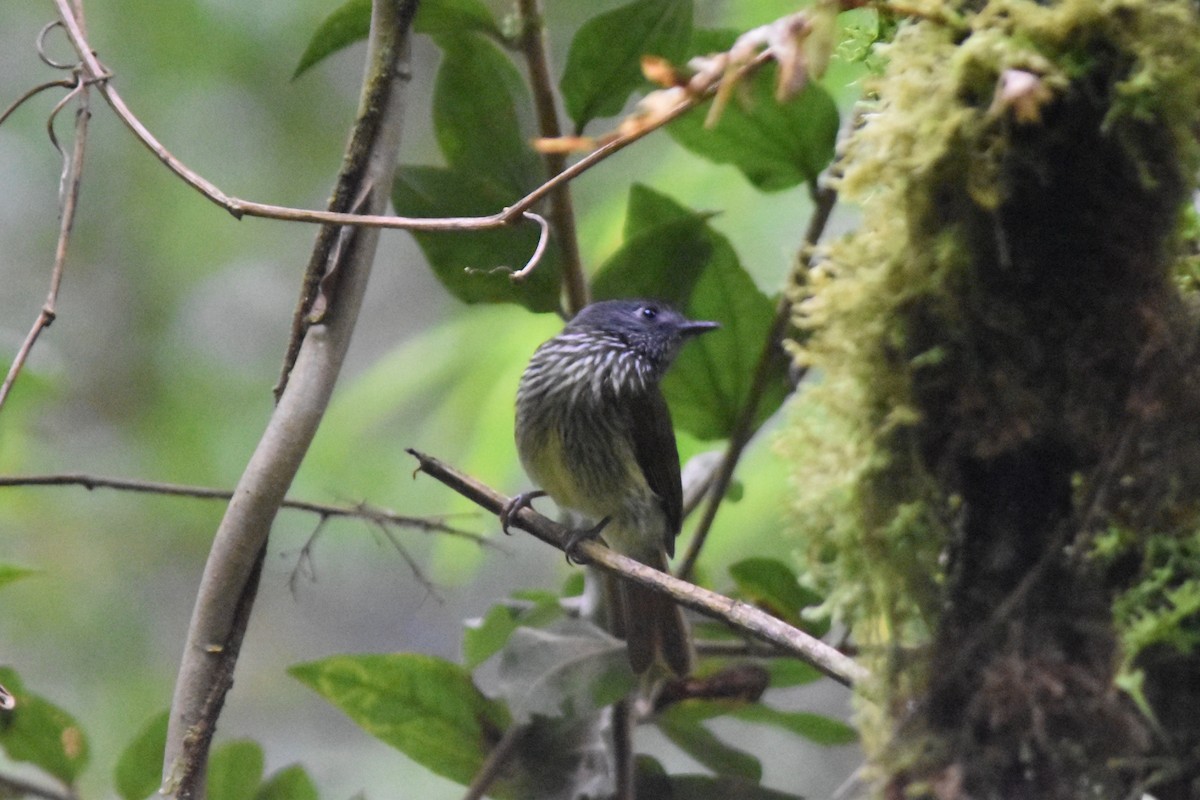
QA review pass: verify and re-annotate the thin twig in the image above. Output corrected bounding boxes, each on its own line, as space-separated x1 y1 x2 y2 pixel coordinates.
0 473 495 546
676 185 838 579
0 78 76 128
516 0 588 315
460 723 527 800
48 0 774 238
0 72 91 413
372 520 445 603
407 448 868 688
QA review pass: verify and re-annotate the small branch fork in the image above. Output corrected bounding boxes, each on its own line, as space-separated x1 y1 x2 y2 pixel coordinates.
407 448 869 688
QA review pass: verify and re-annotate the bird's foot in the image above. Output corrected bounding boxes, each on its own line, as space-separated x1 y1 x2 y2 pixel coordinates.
500 490 546 534
563 516 610 565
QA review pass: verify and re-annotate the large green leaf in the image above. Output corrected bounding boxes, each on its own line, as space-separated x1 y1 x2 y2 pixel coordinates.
560 0 692 130
293 0 500 79
432 33 540 195
730 704 857 746
393 166 562 312
114 710 168 800
255 765 319 800
290 654 511 788
207 740 264 800
656 702 762 782
594 185 790 440
667 29 840 191
0 667 89 785
591 216 712 305
477 620 634 723
729 557 829 636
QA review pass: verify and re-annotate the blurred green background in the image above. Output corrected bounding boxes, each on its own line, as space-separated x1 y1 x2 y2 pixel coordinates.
0 1 863 797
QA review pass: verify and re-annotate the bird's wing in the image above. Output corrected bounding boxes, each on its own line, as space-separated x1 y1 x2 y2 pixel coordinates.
628 389 683 554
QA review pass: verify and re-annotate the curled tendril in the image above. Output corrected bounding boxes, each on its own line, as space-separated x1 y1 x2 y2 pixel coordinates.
37 20 77 70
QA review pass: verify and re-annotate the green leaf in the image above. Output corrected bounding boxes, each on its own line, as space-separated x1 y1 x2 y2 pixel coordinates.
0 564 36 591
623 182 702 239
293 0 501 79
0 667 89 785
665 254 788 441
114 710 168 800
594 186 790 440
729 557 828 635
392 166 562 312
208 740 264 800
560 0 692 130
656 702 762 782
730 704 857 746
432 33 540 194
477 620 635 723
667 29 840 191
255 765 319 800
293 0 369 79
591 216 713 305
463 595 563 669
290 654 510 788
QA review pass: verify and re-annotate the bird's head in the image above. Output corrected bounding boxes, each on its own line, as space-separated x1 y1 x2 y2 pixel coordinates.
565 299 719 373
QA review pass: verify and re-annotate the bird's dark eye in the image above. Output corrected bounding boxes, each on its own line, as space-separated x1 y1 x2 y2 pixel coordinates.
640 306 658 320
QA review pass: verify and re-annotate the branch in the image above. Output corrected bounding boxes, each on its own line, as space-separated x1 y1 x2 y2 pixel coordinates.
676 184 838 579
46 0 778 240
0 66 91 413
460 723 526 800
516 0 589 315
0 473 494 547
407 449 868 688
159 0 419 795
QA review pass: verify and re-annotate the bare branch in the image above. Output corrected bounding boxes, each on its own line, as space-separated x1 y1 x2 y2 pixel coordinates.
516 0 588 314
676 184 838 579
0 472 494 546
0 71 91 413
160 0 419 794
46 0 785 242
407 448 868 688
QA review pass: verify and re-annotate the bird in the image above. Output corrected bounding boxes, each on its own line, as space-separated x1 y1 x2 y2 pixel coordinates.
502 299 719 675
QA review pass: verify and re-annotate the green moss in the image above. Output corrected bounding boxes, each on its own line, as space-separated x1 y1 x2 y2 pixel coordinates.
782 0 1200 792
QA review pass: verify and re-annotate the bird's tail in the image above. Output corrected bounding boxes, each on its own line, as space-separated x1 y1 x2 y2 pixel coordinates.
606 557 692 676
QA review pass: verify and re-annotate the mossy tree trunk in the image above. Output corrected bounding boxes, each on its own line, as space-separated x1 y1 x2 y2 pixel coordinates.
787 2 1200 798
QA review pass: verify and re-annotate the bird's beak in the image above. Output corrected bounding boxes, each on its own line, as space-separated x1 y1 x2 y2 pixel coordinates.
680 320 720 337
